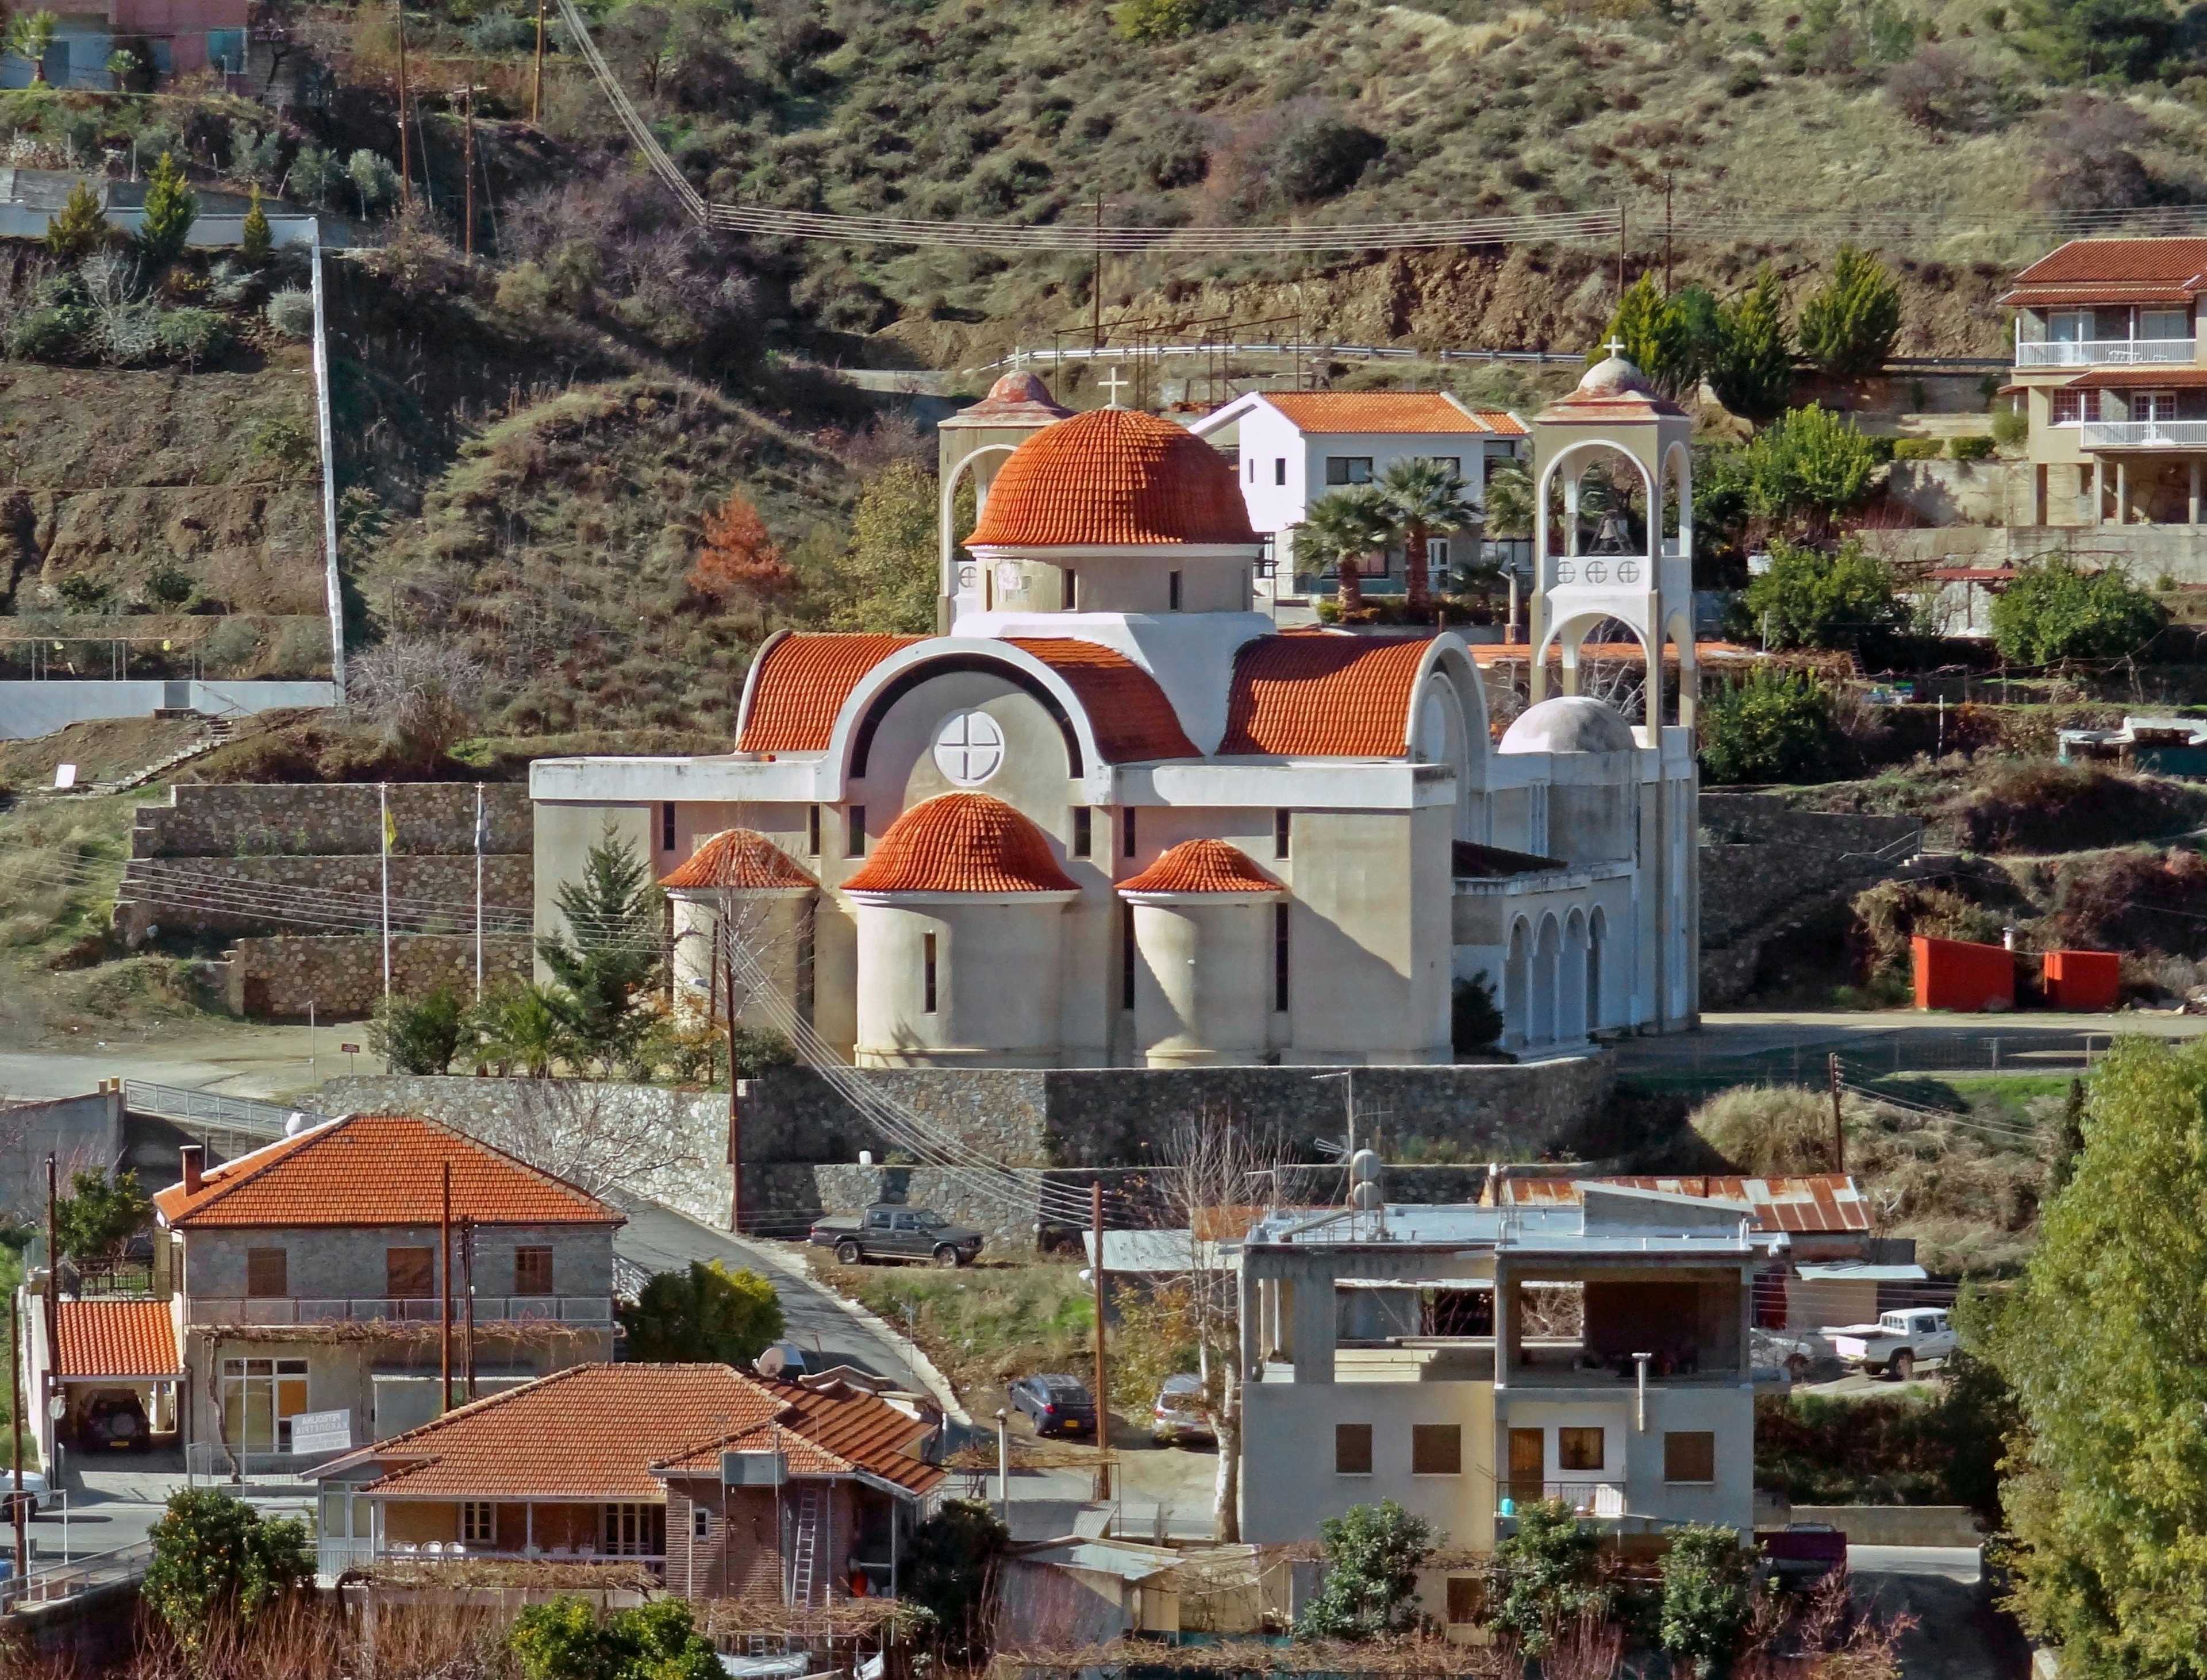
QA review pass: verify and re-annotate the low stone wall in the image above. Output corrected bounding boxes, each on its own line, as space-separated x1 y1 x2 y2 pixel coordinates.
232 934 532 1020
317 1075 730 1231
133 781 533 858
1784 1505 1983 1547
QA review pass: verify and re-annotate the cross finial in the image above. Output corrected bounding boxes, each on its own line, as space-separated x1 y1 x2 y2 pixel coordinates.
1098 364 1131 406
1605 335 1627 359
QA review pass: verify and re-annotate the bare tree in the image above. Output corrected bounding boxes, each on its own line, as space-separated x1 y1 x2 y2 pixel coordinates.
459 1080 714 1204
349 635 486 764
1151 1107 1308 1544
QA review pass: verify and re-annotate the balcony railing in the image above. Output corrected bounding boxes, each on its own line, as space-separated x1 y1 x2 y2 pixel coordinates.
1497 1481 1626 1519
2018 338 2197 368
188 1295 615 1328
2078 420 2207 450
317 1539 664 1573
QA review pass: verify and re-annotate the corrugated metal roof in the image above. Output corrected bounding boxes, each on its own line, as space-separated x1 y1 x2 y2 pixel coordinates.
1491 1174 1870 1235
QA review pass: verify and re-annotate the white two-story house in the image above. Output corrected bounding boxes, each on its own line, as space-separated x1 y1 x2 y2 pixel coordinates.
1237 1184 1763 1550
146 1113 622 1475
1189 391 1527 602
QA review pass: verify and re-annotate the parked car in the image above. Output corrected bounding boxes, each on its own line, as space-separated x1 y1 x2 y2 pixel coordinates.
1151 1373 1213 1447
1826 1309 1956 1380
1009 1373 1097 1437
80 1388 151 1452
809 1205 985 1268
1758 1522 1847 1582
0 1470 46 1517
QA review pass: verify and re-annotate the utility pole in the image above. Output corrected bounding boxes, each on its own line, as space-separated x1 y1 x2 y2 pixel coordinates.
10 1287 25 1581
439 1161 453 1415
1663 174 1674 296
1616 201 1627 303
461 83 476 264
532 0 547 124
395 0 413 209
1090 1181 1109 1503
725 935 743 1233
1828 1054 1845 1173
462 1216 476 1402
1091 195 1104 353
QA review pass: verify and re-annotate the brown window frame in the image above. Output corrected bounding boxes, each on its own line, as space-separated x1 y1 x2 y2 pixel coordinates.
1410 1423 1462 1476
1334 1423 1374 1476
1558 1427 1605 1472
386 1246 436 1301
1663 1430 1717 1485
245 1247 287 1299
514 1245 554 1296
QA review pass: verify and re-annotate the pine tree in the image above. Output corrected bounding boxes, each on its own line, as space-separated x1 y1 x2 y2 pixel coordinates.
45 176 109 261
240 183 271 264
1797 243 1904 378
536 833 663 1074
137 152 198 268
1708 263 1795 422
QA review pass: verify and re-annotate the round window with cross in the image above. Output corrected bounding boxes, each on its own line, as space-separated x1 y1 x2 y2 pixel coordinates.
933 710 1006 785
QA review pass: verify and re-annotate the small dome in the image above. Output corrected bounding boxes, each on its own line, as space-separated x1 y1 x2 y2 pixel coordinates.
1575 354 1655 398
662 829 814 891
1498 697 1637 755
986 371 1058 406
843 794 1077 894
1120 839 1282 896
968 408 1258 548
943 371 1074 429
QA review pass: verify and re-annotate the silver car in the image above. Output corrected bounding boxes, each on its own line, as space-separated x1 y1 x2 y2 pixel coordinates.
1151 1373 1213 1446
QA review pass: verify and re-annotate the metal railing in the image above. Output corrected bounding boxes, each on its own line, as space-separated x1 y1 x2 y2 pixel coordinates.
2017 338 2197 367
0 1540 153 1610
187 1443 351 1481
188 1295 616 1328
1498 1481 1627 1519
123 1081 325 1141
2079 420 2207 449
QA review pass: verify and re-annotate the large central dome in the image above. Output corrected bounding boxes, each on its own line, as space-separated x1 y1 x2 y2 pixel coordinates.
968 408 1258 548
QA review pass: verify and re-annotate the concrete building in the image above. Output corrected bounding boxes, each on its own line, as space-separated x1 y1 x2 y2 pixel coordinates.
1236 1185 1768 1547
530 363 1699 1066
117 1114 620 1476
1185 391 1527 603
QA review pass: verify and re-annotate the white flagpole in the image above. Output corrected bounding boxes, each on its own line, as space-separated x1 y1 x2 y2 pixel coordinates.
474 783 485 1000
379 782 392 1004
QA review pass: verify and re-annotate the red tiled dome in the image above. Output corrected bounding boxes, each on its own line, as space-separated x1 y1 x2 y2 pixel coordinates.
843 794 1078 894
967 409 1258 548
662 829 814 891
1120 839 1282 895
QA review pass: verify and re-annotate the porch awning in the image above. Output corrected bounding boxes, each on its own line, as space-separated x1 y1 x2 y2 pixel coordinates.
57 1299 183 1382
2062 368 2207 388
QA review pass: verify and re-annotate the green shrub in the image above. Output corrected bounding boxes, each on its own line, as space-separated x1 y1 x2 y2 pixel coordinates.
1741 407 1879 535
1113 0 1205 40
1278 117 1385 202
1992 406 2029 446
143 1490 312 1657
144 559 194 609
156 307 228 364
45 176 108 260
1989 558 2168 663
1659 1525 1753 1680
367 985 469 1074
1890 436 1944 460
264 287 314 339
1452 972 1503 1057
1295 1500 1440 1640
1739 537 1902 650
511 1596 721 1680
616 1259 785 1364
1797 241 1902 376
1690 1084 1841 1174
1950 433 1996 461
1491 1500 1606 1653
53 571 112 612
136 151 197 267
10 305 82 359
56 1167 151 1260
1697 666 1834 784
902 1502 1012 1666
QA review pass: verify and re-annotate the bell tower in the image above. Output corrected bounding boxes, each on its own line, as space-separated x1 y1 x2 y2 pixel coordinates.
1527 348 1698 727
934 372 1071 631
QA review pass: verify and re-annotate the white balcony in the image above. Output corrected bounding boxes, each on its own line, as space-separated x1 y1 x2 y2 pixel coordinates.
188 1295 615 1328
2078 421 2207 451
1498 1481 1627 1518
2018 338 2197 368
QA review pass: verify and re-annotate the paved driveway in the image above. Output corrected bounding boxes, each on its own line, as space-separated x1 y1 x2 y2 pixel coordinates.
1848 1547 2031 1680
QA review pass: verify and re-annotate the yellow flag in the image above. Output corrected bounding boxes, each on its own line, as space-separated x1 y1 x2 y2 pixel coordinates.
384 806 398 854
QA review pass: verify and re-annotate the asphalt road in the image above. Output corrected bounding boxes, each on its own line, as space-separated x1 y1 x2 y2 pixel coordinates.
1848 1547 2031 1680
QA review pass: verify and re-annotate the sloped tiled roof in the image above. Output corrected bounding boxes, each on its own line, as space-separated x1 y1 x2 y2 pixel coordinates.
662 829 814 891
1217 633 1428 757
968 409 1258 548
658 1383 945 1497
343 1366 785 1500
1261 393 1510 436
1120 839 1282 895
738 634 921 754
1490 1173 1870 1235
152 1114 622 1230
1006 639 1199 762
2006 237 2207 290
842 794 1077 894
2061 368 2207 389
57 1299 182 1378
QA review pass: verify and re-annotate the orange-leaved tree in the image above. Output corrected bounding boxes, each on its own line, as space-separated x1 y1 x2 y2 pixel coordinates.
689 492 796 612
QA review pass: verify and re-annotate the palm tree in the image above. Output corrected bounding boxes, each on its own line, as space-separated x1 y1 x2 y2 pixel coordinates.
8 11 60 83
1377 457 1481 618
1295 486 1394 616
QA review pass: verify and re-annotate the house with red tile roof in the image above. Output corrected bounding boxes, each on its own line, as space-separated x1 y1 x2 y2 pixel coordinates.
530 374 1697 1082
303 1363 945 1600
109 1114 625 1477
2001 237 2207 527
1187 390 1527 606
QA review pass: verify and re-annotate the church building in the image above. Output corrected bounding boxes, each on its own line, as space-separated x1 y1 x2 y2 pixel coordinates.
528 357 1700 1063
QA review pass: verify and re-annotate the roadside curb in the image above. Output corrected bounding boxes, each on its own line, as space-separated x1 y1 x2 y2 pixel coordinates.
738 1237 974 1428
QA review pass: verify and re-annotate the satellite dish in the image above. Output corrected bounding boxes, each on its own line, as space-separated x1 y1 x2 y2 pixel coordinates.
284 1111 307 1136
1351 1181 1383 1212
1348 1148 1382 1185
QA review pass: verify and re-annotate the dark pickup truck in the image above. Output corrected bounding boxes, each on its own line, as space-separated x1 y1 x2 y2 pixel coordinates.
810 1205 985 1268
1758 1524 1847 1582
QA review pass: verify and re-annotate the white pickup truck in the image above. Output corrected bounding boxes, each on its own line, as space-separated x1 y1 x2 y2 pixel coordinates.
1825 1309 1956 1381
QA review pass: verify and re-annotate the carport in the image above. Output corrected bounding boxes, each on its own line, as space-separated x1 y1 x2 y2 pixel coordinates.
55 1299 184 1451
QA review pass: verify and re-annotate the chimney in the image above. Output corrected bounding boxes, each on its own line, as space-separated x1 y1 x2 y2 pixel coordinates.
180 1145 203 1197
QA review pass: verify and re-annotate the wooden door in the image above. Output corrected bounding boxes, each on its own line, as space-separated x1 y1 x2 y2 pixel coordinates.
1507 1427 1545 1507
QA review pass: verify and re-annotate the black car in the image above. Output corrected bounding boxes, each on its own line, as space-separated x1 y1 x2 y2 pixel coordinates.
809 1205 985 1268
81 1388 151 1452
1009 1373 1097 1437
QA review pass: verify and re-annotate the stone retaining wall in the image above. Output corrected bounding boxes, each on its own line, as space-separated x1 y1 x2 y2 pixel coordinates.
133 782 533 858
233 934 532 1020
121 855 532 939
